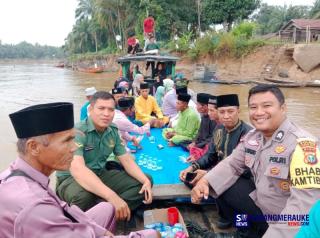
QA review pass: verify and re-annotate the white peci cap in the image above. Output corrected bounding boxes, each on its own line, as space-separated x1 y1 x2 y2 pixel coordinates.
85 87 97 96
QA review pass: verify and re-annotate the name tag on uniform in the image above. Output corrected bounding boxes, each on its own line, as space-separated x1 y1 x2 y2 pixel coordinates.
269 156 286 164
84 145 94 151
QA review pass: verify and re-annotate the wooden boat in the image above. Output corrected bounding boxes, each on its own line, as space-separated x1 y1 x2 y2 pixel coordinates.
305 80 320 87
55 62 65 68
251 80 304 88
77 66 105 73
264 77 297 84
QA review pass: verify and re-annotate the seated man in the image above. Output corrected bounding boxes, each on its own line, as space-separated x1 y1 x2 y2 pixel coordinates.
145 35 159 53
191 85 320 238
180 94 251 182
111 87 125 106
134 82 169 127
80 87 97 121
56 91 153 222
127 33 141 54
162 85 200 124
0 102 158 238
162 85 187 119
162 93 200 147
180 94 252 229
186 93 218 160
113 97 150 152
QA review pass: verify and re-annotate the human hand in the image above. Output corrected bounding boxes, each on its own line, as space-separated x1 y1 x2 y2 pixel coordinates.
168 141 175 147
149 118 157 128
179 166 193 182
165 131 175 139
187 142 195 150
132 137 140 147
104 230 114 237
139 180 153 204
191 178 209 204
186 155 196 162
107 193 131 221
190 169 207 185
157 120 165 128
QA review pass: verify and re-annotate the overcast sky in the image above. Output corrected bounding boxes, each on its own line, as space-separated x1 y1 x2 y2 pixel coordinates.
0 0 316 47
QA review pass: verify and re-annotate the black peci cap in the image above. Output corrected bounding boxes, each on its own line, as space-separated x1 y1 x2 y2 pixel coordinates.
112 87 124 94
197 93 210 104
208 95 217 105
175 86 188 95
9 102 74 139
177 93 191 103
140 82 149 90
216 94 239 108
118 97 134 109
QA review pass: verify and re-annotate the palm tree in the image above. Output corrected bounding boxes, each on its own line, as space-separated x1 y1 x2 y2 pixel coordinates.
310 0 320 19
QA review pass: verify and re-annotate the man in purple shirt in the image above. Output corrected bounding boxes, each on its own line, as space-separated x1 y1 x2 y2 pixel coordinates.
0 102 158 238
113 97 150 151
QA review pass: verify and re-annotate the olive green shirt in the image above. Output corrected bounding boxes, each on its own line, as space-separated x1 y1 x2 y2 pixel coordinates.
56 117 127 177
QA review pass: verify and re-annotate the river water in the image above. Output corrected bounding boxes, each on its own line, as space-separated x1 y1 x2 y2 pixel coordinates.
1 61 320 172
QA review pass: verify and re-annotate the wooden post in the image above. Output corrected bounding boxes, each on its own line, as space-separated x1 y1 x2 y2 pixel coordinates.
293 28 296 44
306 26 310 44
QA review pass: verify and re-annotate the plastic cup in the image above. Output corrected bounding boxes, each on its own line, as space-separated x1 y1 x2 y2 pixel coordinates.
149 136 155 143
167 207 179 226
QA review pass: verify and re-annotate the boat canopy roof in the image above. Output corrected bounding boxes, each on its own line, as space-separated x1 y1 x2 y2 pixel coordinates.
117 54 179 63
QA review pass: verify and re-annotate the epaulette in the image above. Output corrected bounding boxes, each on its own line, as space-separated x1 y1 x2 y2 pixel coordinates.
109 122 119 130
75 120 89 133
290 122 317 141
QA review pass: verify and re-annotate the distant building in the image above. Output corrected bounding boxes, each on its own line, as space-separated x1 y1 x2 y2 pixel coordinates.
279 19 320 43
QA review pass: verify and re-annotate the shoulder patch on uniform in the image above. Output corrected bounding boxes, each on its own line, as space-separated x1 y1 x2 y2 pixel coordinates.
290 138 320 189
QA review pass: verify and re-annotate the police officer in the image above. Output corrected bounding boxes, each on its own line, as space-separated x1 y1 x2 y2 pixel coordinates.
0 102 158 238
191 85 320 238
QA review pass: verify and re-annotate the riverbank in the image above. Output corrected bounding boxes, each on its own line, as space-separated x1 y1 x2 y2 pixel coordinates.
65 44 320 82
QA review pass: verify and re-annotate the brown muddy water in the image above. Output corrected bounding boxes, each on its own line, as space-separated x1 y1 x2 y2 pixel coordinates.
1 61 320 172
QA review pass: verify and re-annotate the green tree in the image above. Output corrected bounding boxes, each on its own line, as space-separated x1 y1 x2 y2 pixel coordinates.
310 0 320 18
285 5 310 21
64 0 212 54
203 0 261 31
254 4 311 35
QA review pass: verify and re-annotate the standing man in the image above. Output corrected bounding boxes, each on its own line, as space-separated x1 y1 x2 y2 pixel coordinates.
163 93 200 147
191 85 320 238
134 82 169 127
143 14 155 39
0 102 158 238
186 93 218 161
80 87 97 121
56 91 153 221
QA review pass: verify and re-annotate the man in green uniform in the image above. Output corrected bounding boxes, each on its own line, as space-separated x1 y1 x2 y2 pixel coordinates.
56 91 153 221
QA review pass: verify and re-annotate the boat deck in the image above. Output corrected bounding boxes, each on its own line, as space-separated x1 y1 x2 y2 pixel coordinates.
116 202 236 237
152 184 190 200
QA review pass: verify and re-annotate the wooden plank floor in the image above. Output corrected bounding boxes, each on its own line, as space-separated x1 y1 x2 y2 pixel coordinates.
116 201 236 237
